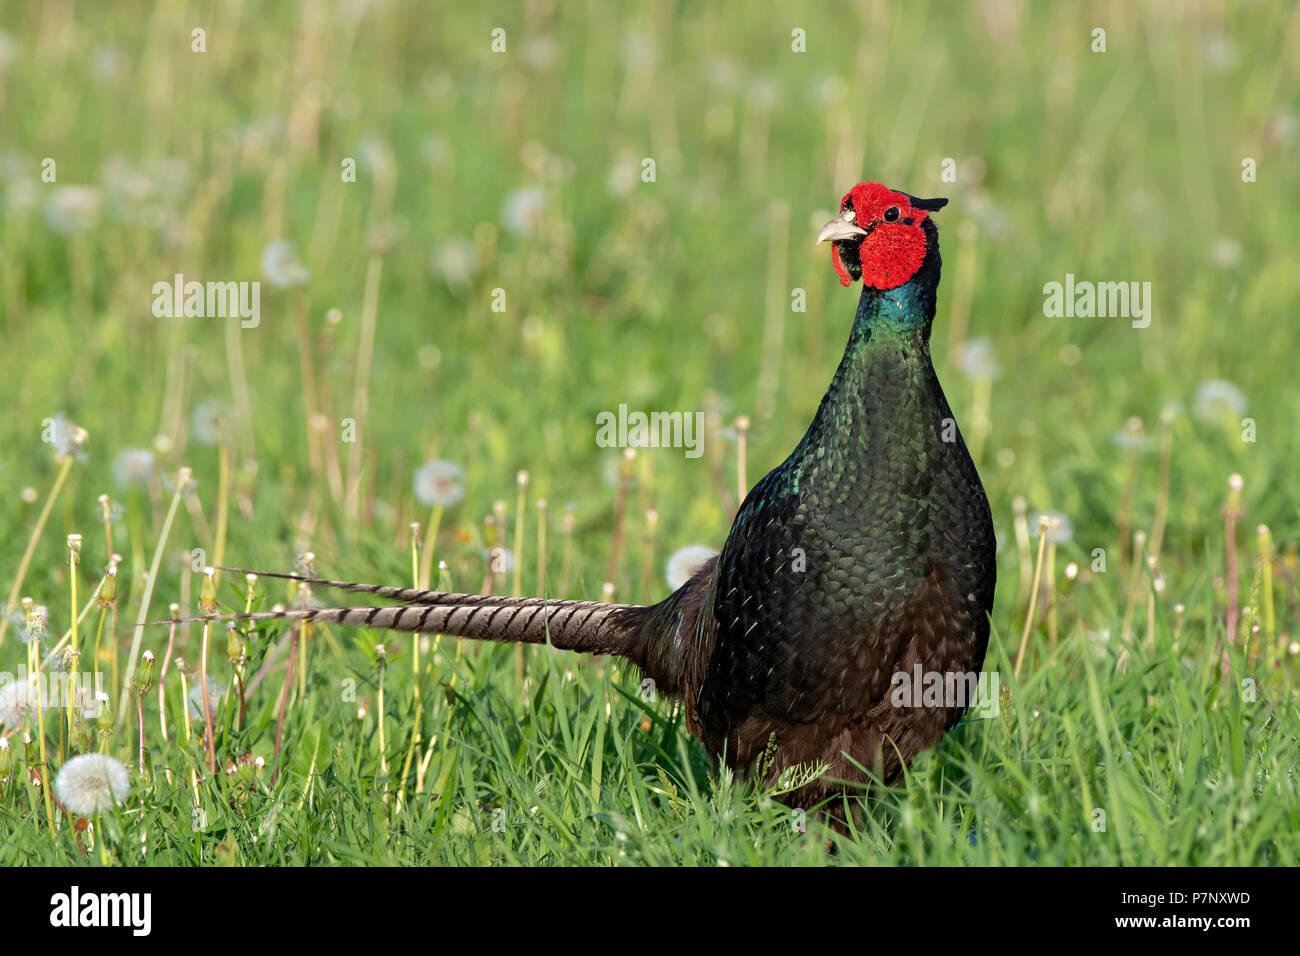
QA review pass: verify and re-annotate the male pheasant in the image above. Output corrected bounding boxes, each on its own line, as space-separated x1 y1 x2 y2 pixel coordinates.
207 182 997 821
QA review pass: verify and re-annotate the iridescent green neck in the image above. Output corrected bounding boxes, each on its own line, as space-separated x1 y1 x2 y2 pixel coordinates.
848 274 938 345
782 270 941 491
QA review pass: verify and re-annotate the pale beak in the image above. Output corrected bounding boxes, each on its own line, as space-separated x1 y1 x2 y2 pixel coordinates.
816 217 869 244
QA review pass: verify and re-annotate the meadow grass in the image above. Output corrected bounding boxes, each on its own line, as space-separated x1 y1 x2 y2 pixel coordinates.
0 1 1297 865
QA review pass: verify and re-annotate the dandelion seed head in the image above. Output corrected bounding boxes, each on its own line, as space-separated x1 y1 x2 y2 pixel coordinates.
18 604 48 644
187 676 226 720
430 238 478 288
1193 380 1247 422
665 545 719 590
260 239 310 289
111 448 156 489
0 680 39 726
1109 417 1149 451
414 459 465 507
955 338 1001 381
501 187 546 238
54 753 130 815
90 45 125 83
1029 511 1073 544
44 185 101 235
190 400 229 445
1210 238 1241 268
48 414 89 458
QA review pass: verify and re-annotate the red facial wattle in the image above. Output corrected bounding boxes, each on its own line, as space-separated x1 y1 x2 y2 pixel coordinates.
832 243 854 286
829 182 936 291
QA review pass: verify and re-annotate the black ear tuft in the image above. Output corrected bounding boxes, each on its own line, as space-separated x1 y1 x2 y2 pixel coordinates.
907 195 948 211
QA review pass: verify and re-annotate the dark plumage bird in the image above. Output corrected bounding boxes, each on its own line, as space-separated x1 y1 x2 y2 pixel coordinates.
210 182 996 821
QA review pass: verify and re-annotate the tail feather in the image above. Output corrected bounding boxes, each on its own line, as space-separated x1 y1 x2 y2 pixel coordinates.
216 566 495 607
174 595 649 659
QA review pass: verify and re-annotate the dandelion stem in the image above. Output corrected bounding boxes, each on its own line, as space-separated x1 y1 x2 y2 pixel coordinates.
1045 527 1058 647
66 535 81 756
1014 516 1051 679
118 468 190 724
418 504 443 590
199 621 217 773
1258 525 1276 680
136 694 145 774
345 254 384 523
399 527 426 809
1120 531 1147 644
178 668 192 744
377 649 389 804
1222 475 1244 674
1148 410 1174 561
513 471 528 597
559 506 575 597
92 607 107 701
536 499 549 598
0 455 74 647
604 451 635 597
213 441 230 586
409 522 421 595
34 650 56 836
640 508 659 604
271 627 298 787
158 618 177 747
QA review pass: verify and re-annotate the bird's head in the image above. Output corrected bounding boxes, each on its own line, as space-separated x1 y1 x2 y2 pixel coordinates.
817 182 948 290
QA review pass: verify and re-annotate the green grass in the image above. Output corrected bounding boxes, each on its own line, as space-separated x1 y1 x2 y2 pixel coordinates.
0 0 1297 865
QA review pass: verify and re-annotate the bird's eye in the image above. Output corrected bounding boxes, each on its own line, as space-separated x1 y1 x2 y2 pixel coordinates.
841 207 856 223
883 206 901 223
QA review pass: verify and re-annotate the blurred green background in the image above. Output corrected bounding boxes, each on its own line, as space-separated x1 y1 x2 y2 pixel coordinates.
2 1 1297 595
0 1 1297 864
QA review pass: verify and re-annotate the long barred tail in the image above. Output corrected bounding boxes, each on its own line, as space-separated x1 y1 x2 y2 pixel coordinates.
216 566 492 606
180 568 650 660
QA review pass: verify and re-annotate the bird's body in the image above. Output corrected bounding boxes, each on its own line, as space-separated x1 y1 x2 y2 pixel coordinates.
206 183 996 823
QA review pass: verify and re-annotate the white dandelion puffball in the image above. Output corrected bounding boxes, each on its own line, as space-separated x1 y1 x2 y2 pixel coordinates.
955 338 1000 381
0 679 40 726
111 448 156 488
191 399 230 445
1193 380 1247 422
1109 419 1150 451
45 185 102 235
187 676 226 720
48 413 88 457
665 545 719 590
414 459 466 507
501 186 546 238
261 239 310 289
430 238 478 288
55 753 131 815
1029 511 1074 545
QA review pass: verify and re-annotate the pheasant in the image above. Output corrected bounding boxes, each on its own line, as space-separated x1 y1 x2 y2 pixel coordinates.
203 182 997 822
